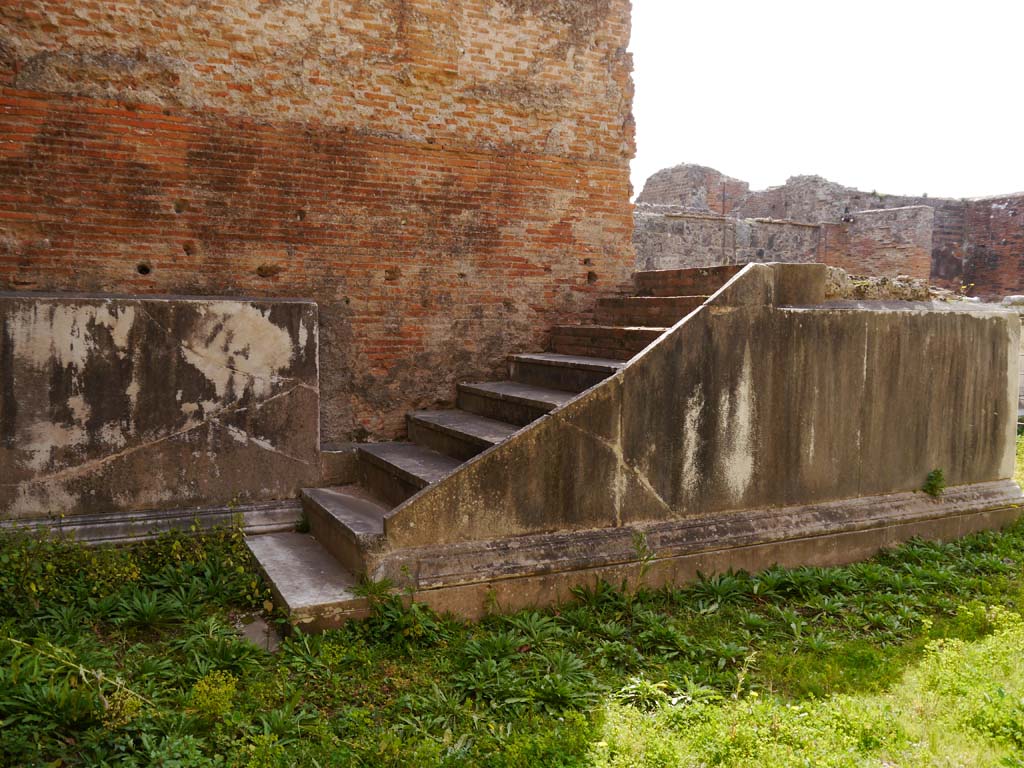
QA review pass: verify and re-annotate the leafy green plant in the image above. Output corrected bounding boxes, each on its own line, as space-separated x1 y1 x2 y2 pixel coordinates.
112 587 178 628
505 611 564 648
692 570 751 606
923 468 947 497
615 676 674 711
4 498 1024 767
189 669 237 720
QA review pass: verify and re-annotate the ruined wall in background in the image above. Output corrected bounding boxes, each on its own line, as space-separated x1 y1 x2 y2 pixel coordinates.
633 207 819 271
0 295 319 519
638 164 1021 298
820 207 934 280
636 164 749 214
727 178 965 292
633 205 932 280
0 0 636 442
965 196 1024 299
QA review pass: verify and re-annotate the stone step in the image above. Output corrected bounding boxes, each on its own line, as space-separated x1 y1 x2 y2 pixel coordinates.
458 380 575 426
634 265 743 297
509 352 625 392
595 295 707 327
357 442 464 506
408 409 520 461
549 325 666 360
246 532 369 632
319 443 358 486
301 485 389 575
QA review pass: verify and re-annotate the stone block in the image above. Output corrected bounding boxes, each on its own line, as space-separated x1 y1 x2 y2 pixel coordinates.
0 294 320 521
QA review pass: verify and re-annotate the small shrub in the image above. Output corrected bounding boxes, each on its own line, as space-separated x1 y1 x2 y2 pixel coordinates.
615 676 674 711
923 468 946 497
189 669 237 720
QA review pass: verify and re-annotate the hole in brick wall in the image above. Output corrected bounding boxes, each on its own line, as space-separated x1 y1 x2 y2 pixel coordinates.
173 199 189 214
136 263 152 276
583 257 593 266
296 209 306 221
256 264 284 278
457 272 467 279
757 249 765 258
587 271 598 284
385 267 401 281
183 242 197 256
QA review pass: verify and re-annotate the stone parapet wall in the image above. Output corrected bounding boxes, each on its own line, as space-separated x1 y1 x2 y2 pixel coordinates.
633 205 933 280
637 165 1022 299
632 207 820 271
0 0 637 442
383 264 1020 550
0 294 320 520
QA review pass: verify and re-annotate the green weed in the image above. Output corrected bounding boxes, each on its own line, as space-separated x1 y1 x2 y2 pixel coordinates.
2 475 1024 767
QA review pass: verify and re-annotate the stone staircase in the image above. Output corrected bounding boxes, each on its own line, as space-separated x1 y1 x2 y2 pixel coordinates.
247 265 743 626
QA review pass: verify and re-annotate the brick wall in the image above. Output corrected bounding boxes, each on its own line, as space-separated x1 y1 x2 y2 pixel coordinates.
820 207 934 280
0 0 636 442
634 205 932 280
964 196 1024 300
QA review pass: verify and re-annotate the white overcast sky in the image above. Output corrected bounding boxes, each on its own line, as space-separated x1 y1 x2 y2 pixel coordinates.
629 0 1024 200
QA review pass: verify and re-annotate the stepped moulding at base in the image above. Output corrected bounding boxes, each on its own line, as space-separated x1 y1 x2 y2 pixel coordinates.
250 480 1023 630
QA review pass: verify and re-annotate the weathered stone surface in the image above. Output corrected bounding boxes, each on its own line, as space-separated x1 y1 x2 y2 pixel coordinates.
2 499 303 545
633 204 934 280
382 264 1020 550
633 207 822 270
266 481 1024 627
637 164 750 212
821 207 934 279
238 615 283 653
0 294 319 519
247 532 370 631
407 496 1024 621
378 481 1023 591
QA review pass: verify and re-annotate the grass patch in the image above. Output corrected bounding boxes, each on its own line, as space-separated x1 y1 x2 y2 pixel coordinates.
3 444 1024 766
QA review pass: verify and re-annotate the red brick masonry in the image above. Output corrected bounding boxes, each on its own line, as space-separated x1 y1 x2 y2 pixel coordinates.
0 0 637 441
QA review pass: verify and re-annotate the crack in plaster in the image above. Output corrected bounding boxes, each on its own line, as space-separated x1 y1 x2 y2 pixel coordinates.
561 418 673 521
2 383 315 489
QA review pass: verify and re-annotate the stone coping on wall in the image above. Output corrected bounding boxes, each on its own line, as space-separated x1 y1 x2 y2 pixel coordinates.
1 499 304 545
635 204 821 228
634 203 935 226
0 290 318 304
808 299 1018 314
